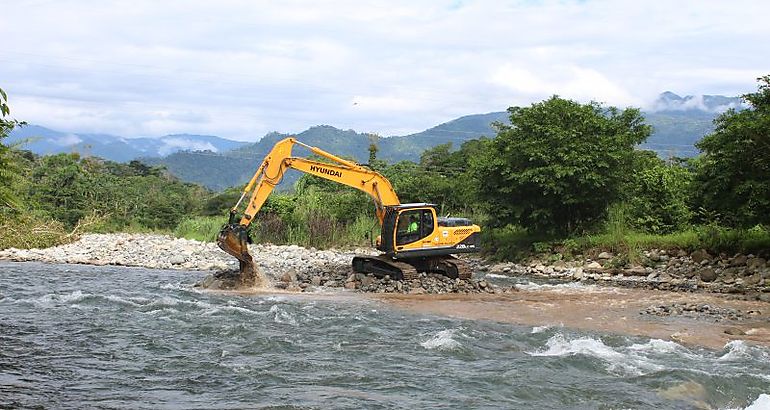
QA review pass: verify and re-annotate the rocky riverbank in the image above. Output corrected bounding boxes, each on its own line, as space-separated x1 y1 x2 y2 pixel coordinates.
485 249 770 301
2 234 769 299
0 233 511 295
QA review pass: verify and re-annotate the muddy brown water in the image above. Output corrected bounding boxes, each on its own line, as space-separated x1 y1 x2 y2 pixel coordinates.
376 285 770 350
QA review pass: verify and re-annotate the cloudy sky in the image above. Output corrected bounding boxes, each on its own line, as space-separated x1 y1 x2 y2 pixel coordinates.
2 0 768 141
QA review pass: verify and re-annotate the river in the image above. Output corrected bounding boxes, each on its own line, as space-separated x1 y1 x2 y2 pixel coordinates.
1 261 769 409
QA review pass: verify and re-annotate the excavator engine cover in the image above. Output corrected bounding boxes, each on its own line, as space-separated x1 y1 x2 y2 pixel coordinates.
216 222 258 286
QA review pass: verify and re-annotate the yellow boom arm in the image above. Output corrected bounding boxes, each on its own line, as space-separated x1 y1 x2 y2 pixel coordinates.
231 137 400 226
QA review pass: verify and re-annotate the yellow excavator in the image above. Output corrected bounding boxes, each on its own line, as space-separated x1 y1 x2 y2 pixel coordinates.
217 137 481 281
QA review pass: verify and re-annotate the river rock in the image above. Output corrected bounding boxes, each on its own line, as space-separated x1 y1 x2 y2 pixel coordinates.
586 261 603 270
731 254 748 267
691 249 712 264
625 266 648 276
699 268 717 282
744 274 762 286
280 270 297 283
597 252 613 260
748 257 766 270
724 327 746 336
572 268 584 280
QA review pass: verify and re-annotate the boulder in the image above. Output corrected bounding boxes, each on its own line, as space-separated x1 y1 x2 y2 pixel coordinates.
572 268 584 280
744 274 762 286
691 249 712 264
748 257 767 270
724 327 746 336
361 275 375 287
730 254 748 267
699 268 717 282
597 251 613 260
280 269 297 283
586 261 603 270
625 266 648 276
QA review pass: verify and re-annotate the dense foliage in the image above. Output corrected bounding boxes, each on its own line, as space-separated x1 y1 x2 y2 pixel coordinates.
693 75 770 228
472 96 651 235
0 88 24 209
5 150 207 238
622 152 693 234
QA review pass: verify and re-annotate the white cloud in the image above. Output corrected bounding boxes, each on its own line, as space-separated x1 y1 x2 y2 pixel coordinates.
54 134 83 146
158 138 218 156
1 0 768 140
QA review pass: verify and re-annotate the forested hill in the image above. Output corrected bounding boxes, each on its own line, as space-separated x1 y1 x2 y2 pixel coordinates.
142 113 508 190
640 92 743 156
14 92 743 190
7 125 247 162
145 94 739 190
226 111 509 163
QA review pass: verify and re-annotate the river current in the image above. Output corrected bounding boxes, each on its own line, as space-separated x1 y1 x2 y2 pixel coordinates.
1 261 769 409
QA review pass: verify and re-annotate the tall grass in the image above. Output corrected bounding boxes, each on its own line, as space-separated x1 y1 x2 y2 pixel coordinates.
174 216 227 242
482 205 770 262
581 224 770 256
173 213 378 249
0 211 72 249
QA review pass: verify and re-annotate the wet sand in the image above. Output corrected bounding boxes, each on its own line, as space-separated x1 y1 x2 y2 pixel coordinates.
374 286 770 350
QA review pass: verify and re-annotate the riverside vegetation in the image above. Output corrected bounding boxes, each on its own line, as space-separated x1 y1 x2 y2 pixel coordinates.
1 75 769 278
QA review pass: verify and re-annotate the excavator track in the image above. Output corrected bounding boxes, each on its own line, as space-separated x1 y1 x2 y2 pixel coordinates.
443 256 473 280
424 255 472 280
352 255 419 281
352 254 472 281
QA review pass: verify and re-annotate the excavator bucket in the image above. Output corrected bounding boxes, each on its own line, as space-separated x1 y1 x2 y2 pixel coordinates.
216 221 258 286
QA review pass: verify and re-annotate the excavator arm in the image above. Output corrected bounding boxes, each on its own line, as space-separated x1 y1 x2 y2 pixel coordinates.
234 138 400 225
217 138 400 277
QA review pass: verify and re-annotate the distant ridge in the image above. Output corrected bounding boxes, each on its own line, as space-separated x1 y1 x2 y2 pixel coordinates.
7 125 248 162
10 92 741 189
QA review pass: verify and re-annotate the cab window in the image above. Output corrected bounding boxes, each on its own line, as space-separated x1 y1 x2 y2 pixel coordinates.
396 209 433 245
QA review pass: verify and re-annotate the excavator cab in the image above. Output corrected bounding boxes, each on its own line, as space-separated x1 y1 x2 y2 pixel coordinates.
379 204 435 254
378 204 480 258
353 203 480 280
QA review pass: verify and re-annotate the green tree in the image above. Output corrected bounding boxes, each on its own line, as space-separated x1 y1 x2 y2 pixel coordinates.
28 153 89 226
622 151 693 233
693 75 770 227
0 87 25 209
473 96 651 235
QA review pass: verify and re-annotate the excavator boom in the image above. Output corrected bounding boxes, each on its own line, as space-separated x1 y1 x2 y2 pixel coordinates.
217 138 401 278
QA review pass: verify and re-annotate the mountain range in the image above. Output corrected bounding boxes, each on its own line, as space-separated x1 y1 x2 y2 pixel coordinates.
6 125 247 162
8 92 743 190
